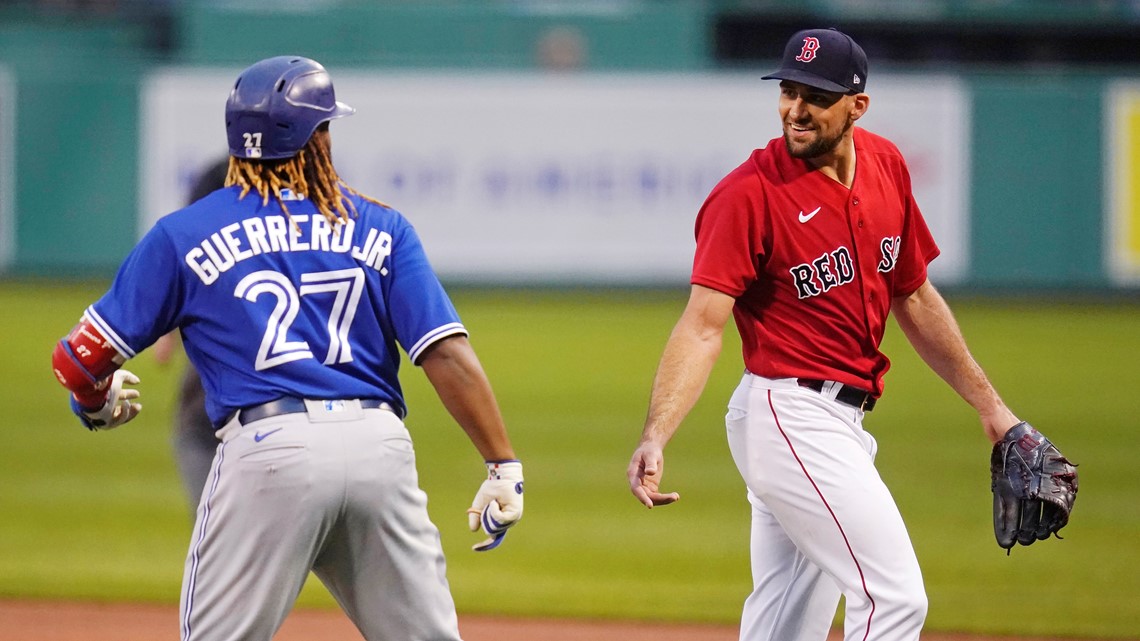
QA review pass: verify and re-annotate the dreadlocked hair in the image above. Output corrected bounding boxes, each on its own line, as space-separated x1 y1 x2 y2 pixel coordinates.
225 123 387 228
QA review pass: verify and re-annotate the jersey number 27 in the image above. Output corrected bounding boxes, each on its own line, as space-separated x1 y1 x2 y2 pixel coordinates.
234 268 364 371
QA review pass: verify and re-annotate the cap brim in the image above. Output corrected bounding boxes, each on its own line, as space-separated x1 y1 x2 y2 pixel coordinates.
762 69 853 94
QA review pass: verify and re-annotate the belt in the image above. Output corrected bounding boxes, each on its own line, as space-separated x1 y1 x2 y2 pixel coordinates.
238 397 401 424
797 379 877 412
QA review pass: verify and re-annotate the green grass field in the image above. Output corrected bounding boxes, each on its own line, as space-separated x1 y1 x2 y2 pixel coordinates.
2 279 1137 638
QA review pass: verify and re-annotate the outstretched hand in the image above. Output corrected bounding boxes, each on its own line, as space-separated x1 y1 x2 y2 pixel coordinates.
627 441 680 509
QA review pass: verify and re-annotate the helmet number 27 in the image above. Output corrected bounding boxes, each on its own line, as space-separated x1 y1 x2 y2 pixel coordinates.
234 268 365 371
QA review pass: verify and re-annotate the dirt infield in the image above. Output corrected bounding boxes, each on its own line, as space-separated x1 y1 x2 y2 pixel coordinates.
0 599 1085 641
1 600 735 641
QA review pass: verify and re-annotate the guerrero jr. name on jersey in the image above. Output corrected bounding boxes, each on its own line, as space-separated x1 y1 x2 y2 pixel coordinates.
790 235 901 300
185 215 390 285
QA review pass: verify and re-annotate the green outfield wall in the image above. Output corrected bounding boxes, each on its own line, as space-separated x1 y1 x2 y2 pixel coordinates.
1 2 1138 289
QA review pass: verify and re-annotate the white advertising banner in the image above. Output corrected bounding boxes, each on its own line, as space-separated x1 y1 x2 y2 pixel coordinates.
141 70 968 284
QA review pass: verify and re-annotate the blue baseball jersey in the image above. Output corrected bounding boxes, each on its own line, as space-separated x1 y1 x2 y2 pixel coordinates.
85 186 466 426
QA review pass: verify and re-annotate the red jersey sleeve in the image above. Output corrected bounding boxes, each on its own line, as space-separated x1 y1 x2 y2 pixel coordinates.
691 157 766 297
890 165 941 297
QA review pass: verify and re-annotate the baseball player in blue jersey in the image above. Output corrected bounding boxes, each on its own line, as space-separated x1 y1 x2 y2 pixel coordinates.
51 56 524 641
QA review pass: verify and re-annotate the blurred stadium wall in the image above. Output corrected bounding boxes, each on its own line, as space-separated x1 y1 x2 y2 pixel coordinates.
2 0 1140 291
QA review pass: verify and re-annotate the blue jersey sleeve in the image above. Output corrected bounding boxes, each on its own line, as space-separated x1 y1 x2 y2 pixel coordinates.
383 214 467 363
86 225 182 358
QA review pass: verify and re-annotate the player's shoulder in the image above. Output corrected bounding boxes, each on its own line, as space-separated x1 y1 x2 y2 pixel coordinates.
697 149 773 223
710 147 772 195
347 191 420 234
169 185 240 215
853 127 913 183
854 127 905 160
347 190 395 212
348 191 402 221
152 186 241 233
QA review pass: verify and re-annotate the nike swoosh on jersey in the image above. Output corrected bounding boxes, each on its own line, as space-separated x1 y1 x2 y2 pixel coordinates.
798 206 822 223
253 428 283 443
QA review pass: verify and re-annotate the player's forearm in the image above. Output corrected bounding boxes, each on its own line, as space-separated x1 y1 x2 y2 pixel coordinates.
640 285 734 446
639 316 723 447
447 389 515 462
892 281 1018 440
420 336 516 461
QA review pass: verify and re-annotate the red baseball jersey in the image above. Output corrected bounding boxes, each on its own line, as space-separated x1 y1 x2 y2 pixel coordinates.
692 127 940 396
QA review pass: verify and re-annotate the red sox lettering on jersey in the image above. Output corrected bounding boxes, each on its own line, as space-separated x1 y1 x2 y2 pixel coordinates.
790 234 902 300
691 127 940 394
878 235 901 272
789 244 853 299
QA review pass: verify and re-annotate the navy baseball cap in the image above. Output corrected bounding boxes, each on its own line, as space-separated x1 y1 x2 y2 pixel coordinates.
762 28 868 94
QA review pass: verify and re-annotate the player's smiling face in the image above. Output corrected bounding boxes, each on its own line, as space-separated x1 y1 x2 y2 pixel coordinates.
778 81 867 161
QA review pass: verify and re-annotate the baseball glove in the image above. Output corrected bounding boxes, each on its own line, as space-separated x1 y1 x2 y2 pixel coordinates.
990 421 1078 553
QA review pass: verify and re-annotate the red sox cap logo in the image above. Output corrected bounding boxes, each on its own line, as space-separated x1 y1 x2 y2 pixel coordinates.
795 37 821 63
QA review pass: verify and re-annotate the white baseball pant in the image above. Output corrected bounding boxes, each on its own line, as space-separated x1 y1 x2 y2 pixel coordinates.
179 400 462 641
725 372 927 641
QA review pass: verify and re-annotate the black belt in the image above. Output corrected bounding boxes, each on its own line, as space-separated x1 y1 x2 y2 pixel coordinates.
797 379 877 412
238 397 401 424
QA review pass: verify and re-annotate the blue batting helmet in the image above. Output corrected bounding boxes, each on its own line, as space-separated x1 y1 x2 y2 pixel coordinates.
225 56 355 160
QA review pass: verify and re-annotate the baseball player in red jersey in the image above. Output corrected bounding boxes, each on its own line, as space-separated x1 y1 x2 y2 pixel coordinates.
627 28 1025 641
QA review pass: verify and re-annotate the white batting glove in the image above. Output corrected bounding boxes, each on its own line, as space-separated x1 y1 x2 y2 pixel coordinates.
71 370 142 431
467 460 524 552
